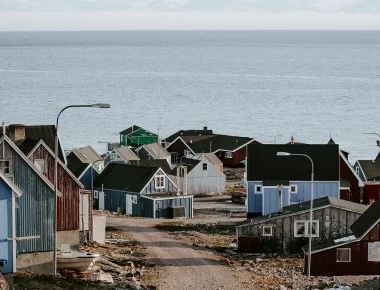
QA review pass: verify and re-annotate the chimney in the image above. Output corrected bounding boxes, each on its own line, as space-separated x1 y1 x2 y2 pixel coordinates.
8 124 26 142
290 136 295 145
203 126 207 131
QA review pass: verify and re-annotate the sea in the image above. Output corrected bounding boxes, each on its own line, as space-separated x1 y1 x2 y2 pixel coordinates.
0 30 379 163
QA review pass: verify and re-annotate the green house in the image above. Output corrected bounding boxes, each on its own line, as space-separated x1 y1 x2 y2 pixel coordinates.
119 125 159 147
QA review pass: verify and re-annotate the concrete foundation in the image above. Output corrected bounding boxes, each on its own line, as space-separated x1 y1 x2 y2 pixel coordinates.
57 230 80 250
16 251 53 273
92 215 106 244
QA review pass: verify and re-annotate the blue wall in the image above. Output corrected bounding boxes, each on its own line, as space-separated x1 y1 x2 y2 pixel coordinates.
0 180 13 273
248 181 339 216
79 167 98 190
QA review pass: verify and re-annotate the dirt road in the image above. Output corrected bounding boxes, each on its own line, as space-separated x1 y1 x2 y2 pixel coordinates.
108 217 253 290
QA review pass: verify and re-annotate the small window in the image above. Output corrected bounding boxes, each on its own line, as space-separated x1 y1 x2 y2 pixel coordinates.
262 226 273 236
0 159 10 174
337 248 351 262
111 153 118 160
225 152 233 158
203 163 207 171
290 185 297 194
255 185 262 194
155 175 165 189
34 159 46 173
93 190 99 199
294 220 319 237
355 166 360 175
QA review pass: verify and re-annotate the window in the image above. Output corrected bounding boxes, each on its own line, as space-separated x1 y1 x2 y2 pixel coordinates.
262 226 273 236
155 175 165 189
203 163 207 171
290 185 297 194
184 149 191 156
111 153 118 160
355 166 360 175
255 185 262 194
225 152 233 158
337 248 351 262
34 159 46 173
368 242 380 261
294 220 319 237
0 159 10 174
93 190 99 199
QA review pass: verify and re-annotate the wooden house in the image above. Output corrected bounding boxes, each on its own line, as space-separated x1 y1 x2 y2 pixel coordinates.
236 197 367 254
104 145 140 165
136 142 171 164
66 146 104 189
246 143 340 218
119 125 158 147
0 134 56 273
354 152 380 182
23 140 90 248
173 154 226 196
165 127 256 167
303 199 380 276
93 163 193 218
0 170 22 274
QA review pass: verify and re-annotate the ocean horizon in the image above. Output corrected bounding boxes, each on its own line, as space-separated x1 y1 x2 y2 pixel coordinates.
0 30 379 163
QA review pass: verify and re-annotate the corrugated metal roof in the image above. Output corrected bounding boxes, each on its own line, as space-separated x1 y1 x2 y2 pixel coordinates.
115 146 140 162
357 159 380 181
72 146 103 164
203 153 223 166
141 142 170 159
119 125 141 135
129 159 173 174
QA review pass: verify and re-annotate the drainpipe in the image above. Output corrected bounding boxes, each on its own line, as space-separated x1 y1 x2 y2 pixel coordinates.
2 122 5 158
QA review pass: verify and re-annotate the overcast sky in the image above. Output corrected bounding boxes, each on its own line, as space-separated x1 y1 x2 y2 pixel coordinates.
0 0 379 31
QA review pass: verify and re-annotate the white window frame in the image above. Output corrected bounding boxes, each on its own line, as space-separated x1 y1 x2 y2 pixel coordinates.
0 159 11 175
355 166 360 175
202 163 207 171
111 152 118 160
290 185 297 194
34 159 46 173
255 185 262 194
225 152 233 159
93 190 99 199
184 149 192 156
336 248 351 263
155 175 165 189
294 220 319 237
262 226 273 236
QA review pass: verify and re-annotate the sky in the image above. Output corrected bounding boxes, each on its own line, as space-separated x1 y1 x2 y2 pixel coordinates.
0 0 379 30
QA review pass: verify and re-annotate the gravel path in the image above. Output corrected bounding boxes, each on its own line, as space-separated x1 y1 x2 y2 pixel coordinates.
108 217 253 290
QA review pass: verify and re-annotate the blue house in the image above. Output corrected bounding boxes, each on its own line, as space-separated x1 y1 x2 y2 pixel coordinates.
246 143 340 218
0 170 22 274
93 163 193 218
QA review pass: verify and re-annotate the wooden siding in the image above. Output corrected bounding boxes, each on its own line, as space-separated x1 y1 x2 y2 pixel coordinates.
247 181 340 217
339 154 362 203
142 196 193 218
216 146 247 167
238 206 362 254
30 145 81 232
1 141 55 253
142 170 177 194
0 180 13 273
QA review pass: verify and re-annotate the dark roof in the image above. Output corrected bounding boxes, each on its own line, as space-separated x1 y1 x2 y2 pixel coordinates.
247 143 340 182
350 199 380 238
16 138 40 156
1 124 65 162
93 163 158 193
357 159 380 181
129 159 173 175
119 125 141 136
165 128 214 143
327 138 336 145
66 152 89 178
175 157 201 174
237 196 368 228
188 135 254 153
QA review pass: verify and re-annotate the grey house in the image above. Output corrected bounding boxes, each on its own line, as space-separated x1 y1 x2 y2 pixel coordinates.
236 197 368 254
174 154 226 196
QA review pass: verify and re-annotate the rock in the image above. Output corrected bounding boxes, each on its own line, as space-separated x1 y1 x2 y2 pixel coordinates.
125 261 135 268
89 272 114 284
255 257 263 263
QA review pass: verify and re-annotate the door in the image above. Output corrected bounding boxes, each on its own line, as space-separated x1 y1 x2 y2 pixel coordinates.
99 191 105 210
0 182 13 274
79 192 90 231
125 195 133 215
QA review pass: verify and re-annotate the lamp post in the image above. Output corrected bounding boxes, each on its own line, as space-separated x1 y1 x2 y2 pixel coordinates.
364 132 380 148
54 103 110 274
277 151 314 277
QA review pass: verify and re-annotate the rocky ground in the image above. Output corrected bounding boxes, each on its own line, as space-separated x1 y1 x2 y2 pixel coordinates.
7 197 380 289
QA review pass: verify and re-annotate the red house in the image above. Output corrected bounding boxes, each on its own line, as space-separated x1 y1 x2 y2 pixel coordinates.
303 199 380 276
165 127 257 167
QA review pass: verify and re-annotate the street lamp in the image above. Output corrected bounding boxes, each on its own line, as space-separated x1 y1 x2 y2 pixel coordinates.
54 103 110 274
277 151 314 277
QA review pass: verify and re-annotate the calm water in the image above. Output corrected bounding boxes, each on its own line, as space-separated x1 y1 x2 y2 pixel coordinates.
0 31 379 163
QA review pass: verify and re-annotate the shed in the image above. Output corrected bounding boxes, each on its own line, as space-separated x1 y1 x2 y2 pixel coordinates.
303 199 380 276
236 197 367 254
